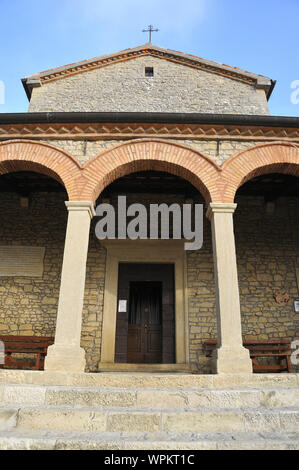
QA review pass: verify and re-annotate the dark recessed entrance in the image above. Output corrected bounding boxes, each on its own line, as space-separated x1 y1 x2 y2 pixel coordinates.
115 263 175 364
128 281 162 364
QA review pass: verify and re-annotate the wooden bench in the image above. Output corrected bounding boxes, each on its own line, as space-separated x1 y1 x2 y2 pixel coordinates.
204 338 291 373
0 335 54 371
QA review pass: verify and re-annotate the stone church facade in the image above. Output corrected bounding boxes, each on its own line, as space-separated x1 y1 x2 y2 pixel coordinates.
0 43 298 375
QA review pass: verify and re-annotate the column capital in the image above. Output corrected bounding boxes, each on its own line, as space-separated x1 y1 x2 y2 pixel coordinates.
206 203 237 221
65 201 96 218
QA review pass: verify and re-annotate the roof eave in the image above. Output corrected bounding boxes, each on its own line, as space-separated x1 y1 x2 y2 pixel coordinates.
22 78 42 101
0 112 298 128
267 79 277 101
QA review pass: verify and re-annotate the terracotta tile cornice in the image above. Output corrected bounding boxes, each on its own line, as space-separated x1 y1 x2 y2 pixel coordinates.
0 121 299 142
39 50 257 86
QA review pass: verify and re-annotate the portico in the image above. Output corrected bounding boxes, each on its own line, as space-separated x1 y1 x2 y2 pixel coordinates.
0 135 298 375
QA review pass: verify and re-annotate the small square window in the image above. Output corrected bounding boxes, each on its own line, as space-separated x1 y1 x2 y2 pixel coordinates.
145 67 154 77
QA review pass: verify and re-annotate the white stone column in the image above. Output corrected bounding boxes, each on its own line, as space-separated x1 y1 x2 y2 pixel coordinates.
45 201 95 372
207 203 252 374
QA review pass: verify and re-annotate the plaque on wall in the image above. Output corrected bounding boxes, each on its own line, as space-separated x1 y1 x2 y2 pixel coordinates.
0 246 45 277
118 300 127 313
294 300 299 313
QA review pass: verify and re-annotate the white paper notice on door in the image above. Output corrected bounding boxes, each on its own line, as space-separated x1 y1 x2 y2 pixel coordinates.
118 300 127 312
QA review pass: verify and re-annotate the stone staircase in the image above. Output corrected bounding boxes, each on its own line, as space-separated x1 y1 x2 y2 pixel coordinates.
0 372 298 450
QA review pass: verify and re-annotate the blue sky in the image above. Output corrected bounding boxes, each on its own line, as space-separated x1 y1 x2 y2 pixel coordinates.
0 0 298 116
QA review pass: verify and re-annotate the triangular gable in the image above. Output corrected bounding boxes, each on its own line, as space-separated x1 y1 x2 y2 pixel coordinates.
22 44 274 100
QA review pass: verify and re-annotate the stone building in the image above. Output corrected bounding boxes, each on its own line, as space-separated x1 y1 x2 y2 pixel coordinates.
0 42 298 376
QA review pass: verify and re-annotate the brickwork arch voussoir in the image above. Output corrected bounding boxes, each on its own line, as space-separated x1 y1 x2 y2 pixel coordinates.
82 139 222 203
221 142 299 203
0 140 83 200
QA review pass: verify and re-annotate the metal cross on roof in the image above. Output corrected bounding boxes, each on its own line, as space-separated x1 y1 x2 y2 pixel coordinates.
142 25 159 43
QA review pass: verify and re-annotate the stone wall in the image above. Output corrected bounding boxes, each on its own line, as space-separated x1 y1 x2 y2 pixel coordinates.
0 191 108 372
0 192 67 337
236 195 299 356
188 195 299 373
187 218 216 372
28 56 269 115
38 137 269 166
81 223 106 372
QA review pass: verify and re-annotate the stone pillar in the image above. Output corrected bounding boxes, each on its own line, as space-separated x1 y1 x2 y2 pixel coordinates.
45 201 95 372
207 203 252 374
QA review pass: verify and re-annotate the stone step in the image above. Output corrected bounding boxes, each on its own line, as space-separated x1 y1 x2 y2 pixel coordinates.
1 384 299 409
0 372 298 450
1 406 298 434
0 370 298 390
0 430 298 450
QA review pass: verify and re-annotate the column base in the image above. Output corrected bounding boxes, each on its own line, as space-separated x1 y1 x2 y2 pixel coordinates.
44 344 86 372
212 346 253 374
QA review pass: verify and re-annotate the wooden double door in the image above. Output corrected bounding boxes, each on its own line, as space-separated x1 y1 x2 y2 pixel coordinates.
115 263 175 364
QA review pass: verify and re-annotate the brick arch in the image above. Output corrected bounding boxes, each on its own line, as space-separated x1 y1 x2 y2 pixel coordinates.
82 139 222 203
222 142 299 202
0 140 83 200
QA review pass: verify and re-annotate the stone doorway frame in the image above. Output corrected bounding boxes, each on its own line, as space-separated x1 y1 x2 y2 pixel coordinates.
98 239 189 372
